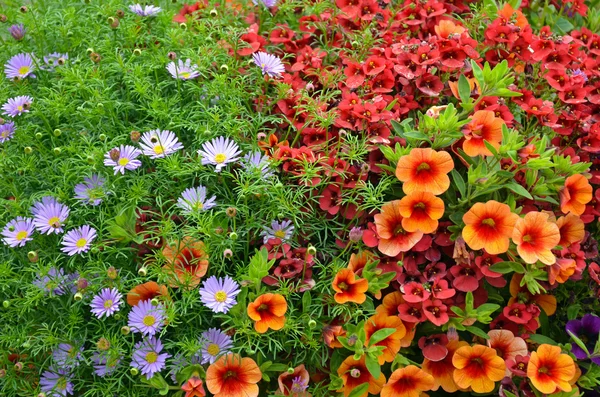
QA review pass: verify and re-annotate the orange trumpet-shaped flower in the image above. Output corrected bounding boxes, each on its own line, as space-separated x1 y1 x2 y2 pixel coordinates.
247 293 287 333
560 174 593 215
556 213 585 247
278 364 310 397
548 258 577 285
338 355 386 397
126 281 170 307
527 344 576 394
332 269 368 304
375 200 424 257
452 345 506 393
205 354 262 397
423 340 469 393
398 192 445 234
395 148 454 195
162 237 209 289
512 212 560 265
381 365 435 397
434 19 466 39
365 313 407 364
182 376 206 397
462 110 504 157
462 201 519 254
487 330 527 376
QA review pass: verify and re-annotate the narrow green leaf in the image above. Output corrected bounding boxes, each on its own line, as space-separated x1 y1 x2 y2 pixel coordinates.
489 261 525 274
451 169 466 197
348 383 370 397
458 74 471 104
368 328 397 345
466 325 490 339
506 183 533 199
528 334 558 345
365 354 381 379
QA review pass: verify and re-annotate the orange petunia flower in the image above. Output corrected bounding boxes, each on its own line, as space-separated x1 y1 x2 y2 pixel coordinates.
487 330 527 376
205 354 262 397
365 313 407 364
337 355 386 397
462 110 504 157
498 3 529 28
462 201 519 254
452 345 506 393
556 213 585 247
548 258 577 285
181 376 206 397
347 250 377 275
560 174 593 216
423 340 469 393
126 281 170 307
323 324 345 349
332 269 368 304
512 212 560 265
434 19 466 39
376 291 404 316
381 365 435 397
527 344 576 394
375 200 424 257
162 237 209 289
247 293 287 333
395 148 454 195
398 192 445 234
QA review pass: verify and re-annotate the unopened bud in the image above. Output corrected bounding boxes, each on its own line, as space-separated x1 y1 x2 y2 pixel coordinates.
220 64 229 72
109 148 120 162
53 147 61 155
347 334 358 346
209 9 218 16
116 9 125 18
287 367 295 374
179 23 187 30
138 267 147 277
223 249 233 259
24 146 33 154
107 266 118 279
97 337 110 351
77 278 88 290
38 393 47 397
130 130 141 142
0 15 7 23
308 319 317 328
133 48 142 56
14 362 23 371
121 326 131 335
214 227 224 235
229 232 238 241
350 368 361 378
0 369 6 378
108 16 119 29
98 133 107 141
151 298 160 306
2 300 9 308
306 82 315 92
226 207 237 218
86 48 94 54
19 6 28 13
130 367 139 376
74 292 83 301
349 227 363 243
168 52 177 60
27 251 38 262
86 155 94 164
90 52 101 63
257 132 267 141
53 129 62 136
35 132 43 139
307 246 317 255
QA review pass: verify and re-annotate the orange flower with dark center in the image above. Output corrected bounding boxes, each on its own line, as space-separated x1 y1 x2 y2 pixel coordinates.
512 212 560 265
337 355 386 397
452 345 506 393
462 201 518 254
323 324 345 348
127 281 170 307
162 237 209 289
181 376 206 397
347 250 377 275
560 174 593 215
332 269 368 304
462 110 504 157
398 192 445 234
375 200 423 257
205 354 262 397
423 340 469 392
381 365 435 397
556 213 585 247
247 293 287 333
365 313 407 364
395 148 454 195
486 330 527 376
527 344 576 394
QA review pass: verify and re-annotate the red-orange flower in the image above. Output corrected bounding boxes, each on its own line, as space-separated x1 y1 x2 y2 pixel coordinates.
395 148 454 195
247 293 287 333
182 376 206 397
548 258 577 285
126 281 170 307
278 364 310 396
206 354 262 397
462 201 519 254
560 174 593 215
556 213 585 247
527 344 576 394
162 237 209 289
347 250 377 275
365 313 407 364
323 325 345 348
332 269 368 304
512 212 560 265
423 340 469 392
434 19 466 38
381 365 435 397
337 355 386 397
462 110 504 157
398 192 445 234
375 200 424 257
487 330 527 375
452 345 506 393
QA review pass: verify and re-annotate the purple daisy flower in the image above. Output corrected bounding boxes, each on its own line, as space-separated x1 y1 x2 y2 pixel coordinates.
260 219 294 243
199 276 240 314
291 376 309 394
33 267 77 296
166 59 200 80
2 217 34 247
2 95 33 117
5 53 36 80
40 366 74 397
41 52 69 71
252 0 278 7
103 145 142 175
61 225 97 255
53 343 84 368
139 129 183 158
129 4 162 16
92 351 122 377
252 52 285 78
31 197 70 235
90 288 123 318
177 186 217 215
197 136 242 172
566 313 600 364
9 24 26 40
199 328 233 364
242 151 274 178
0 121 15 143
128 299 166 336
131 337 170 379
74 174 106 206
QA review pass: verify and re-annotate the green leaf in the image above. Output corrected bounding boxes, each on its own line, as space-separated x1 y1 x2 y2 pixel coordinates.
528 334 558 345
471 60 484 88
489 261 525 274
368 328 397 346
451 169 466 197
506 183 533 199
348 383 369 397
365 353 381 378
507 0 522 9
503 390 518 397
391 119 406 138
569 332 591 357
466 325 490 339
554 17 574 34
458 74 472 104
483 140 499 157
567 305 581 321
302 292 311 313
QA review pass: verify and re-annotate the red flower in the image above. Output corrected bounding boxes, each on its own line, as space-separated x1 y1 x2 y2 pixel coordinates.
374 200 424 257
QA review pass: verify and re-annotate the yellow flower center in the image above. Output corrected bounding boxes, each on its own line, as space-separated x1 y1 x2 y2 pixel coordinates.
103 299 114 309
56 378 67 390
145 352 158 364
194 201 204 210
143 315 156 326
18 66 30 75
214 153 227 164
274 230 286 238
180 71 191 79
1 131 8 138
48 216 61 227
207 343 220 356
522 235 533 243
214 291 227 302
153 145 164 155
482 218 496 227
15 231 28 240
76 238 88 248
118 157 129 166
17 105 23 111
416 162 431 171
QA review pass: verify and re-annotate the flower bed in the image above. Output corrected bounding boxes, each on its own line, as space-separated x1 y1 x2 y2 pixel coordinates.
1 0 600 396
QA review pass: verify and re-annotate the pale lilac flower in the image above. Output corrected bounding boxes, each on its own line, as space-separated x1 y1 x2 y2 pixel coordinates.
139 129 183 158
128 299 166 336
40 366 74 397
53 343 84 368
131 337 170 379
2 217 34 247
129 4 162 16
177 186 216 215
199 328 233 364
261 219 294 243
5 53 36 80
242 151 274 178
199 276 240 313
9 24 26 40
291 376 309 393
74 174 106 206
166 59 200 80
252 52 285 78
197 136 242 172
103 145 142 175
252 0 278 7
33 267 77 296
2 95 33 117
92 352 122 377
31 197 70 234
41 52 69 71
0 121 16 143
90 288 123 318
61 225 97 255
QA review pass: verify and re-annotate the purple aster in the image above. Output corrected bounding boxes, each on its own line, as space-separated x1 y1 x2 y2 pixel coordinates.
61 225 97 255
199 328 233 364
242 151 275 178
166 59 200 80
291 376 309 394
40 366 74 397
92 351 122 377
9 24 26 40
53 343 84 368
131 337 170 379
5 53 36 80
128 299 166 336
74 174 106 206
139 129 183 158
103 145 142 175
90 288 123 318
566 313 600 364
260 219 294 243
2 216 34 247
177 186 217 215
2 95 33 117
252 52 285 78
31 197 70 234
197 136 242 172
33 267 77 296
129 4 162 16
572 69 588 83
41 52 69 71
0 121 15 143
199 276 240 313
252 0 278 7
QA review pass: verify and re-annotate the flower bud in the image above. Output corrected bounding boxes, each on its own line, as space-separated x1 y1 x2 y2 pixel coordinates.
308 319 317 328
350 368 361 378
0 15 7 23
90 246 99 254
24 146 33 154
275 182 284 189
19 6 28 13
257 132 266 141
138 267 147 277
74 292 83 301
0 369 6 378
0 118 4 124
226 207 237 218
151 298 160 306
229 232 238 241
349 227 363 242
108 16 119 29
86 48 94 54
77 278 88 290
116 9 125 18
27 251 38 262
130 130 141 142
109 148 120 162
97 337 111 351
214 227 224 235
14 362 23 371
53 129 62 136
167 51 177 60
114 313 122 320
22 341 31 348
2 300 9 308
121 326 131 335
53 147 61 155
38 393 47 397
179 23 187 30
90 52 101 63
130 367 139 376
209 9 218 16
223 249 233 259
107 266 118 279
287 367 295 374
307 246 317 255
35 132 43 139
86 155 94 164
305 82 315 92
220 64 229 72
347 334 358 347
133 48 142 56
98 133 106 141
